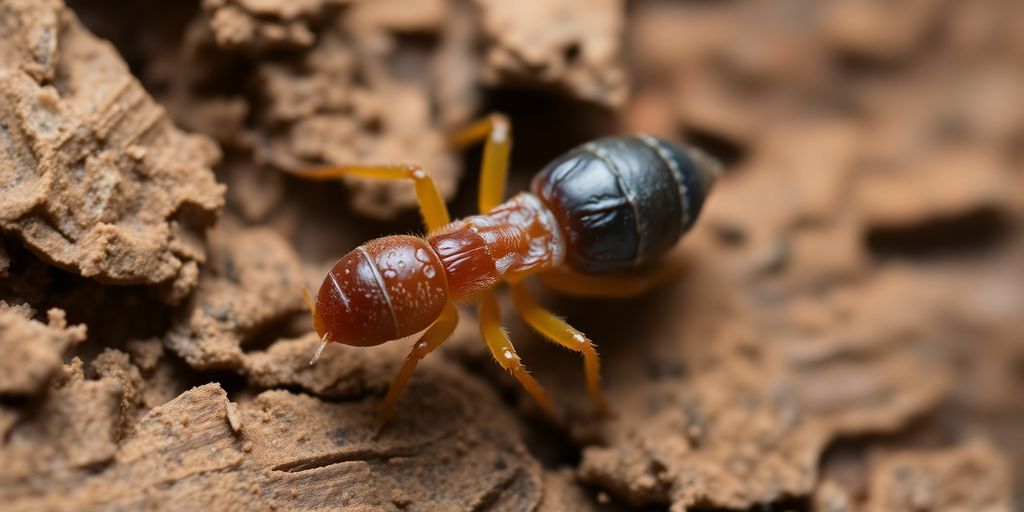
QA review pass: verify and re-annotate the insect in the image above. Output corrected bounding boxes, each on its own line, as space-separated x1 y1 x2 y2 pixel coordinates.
295 114 720 426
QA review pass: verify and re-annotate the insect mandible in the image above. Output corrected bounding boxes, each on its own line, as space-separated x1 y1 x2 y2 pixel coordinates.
293 114 721 427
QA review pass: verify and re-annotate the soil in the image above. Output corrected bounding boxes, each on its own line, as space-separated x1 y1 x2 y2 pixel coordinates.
1 0 1022 511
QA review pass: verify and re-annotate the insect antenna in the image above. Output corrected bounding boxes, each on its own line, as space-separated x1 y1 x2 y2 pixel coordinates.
310 332 329 365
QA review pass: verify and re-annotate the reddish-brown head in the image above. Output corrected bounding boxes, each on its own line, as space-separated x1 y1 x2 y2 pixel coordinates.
313 235 450 347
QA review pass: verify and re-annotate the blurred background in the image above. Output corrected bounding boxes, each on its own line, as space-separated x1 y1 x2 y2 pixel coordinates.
1 0 1022 510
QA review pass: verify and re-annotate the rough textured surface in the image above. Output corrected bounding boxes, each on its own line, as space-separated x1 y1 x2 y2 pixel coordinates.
0 306 86 395
866 442 1012 512
0 358 125 491
168 0 630 220
474 0 628 107
0 0 1022 510
538 469 605 512
244 332 398 398
165 226 306 370
3 365 543 512
570 263 955 510
177 0 479 220
204 0 352 51
0 0 224 298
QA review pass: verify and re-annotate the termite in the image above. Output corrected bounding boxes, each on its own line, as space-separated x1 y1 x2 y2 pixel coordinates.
293 114 720 426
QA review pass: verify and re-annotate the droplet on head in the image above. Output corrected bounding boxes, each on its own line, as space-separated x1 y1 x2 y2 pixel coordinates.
423 265 436 278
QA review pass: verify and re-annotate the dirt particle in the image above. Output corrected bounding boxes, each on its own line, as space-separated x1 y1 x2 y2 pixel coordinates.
226 401 242 432
0 306 86 395
391 488 411 508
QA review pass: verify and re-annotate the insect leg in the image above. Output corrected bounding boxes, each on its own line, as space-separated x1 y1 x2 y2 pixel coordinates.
478 293 558 419
285 164 450 233
377 303 459 429
508 284 609 415
448 113 512 213
538 255 689 299
300 288 321 336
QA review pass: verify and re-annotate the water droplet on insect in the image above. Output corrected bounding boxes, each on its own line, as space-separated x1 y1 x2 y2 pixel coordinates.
383 269 397 279
415 248 430 263
423 265 436 278
398 260 405 268
503 350 513 359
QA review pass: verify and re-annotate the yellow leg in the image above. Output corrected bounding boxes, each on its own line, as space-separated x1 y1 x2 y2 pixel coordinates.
377 303 459 429
538 256 689 299
448 113 512 213
478 293 558 419
509 284 609 415
285 164 450 233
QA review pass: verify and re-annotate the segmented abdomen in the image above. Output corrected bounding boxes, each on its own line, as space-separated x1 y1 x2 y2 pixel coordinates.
531 135 719 274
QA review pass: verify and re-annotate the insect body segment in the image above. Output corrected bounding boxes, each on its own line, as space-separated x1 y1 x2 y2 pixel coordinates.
532 135 719 274
299 115 720 427
430 192 565 297
314 236 449 347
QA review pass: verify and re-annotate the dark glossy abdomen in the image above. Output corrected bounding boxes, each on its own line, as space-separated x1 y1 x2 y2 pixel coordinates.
531 135 718 274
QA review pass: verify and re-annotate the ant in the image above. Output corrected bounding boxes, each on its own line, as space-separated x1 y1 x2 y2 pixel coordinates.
293 114 720 427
